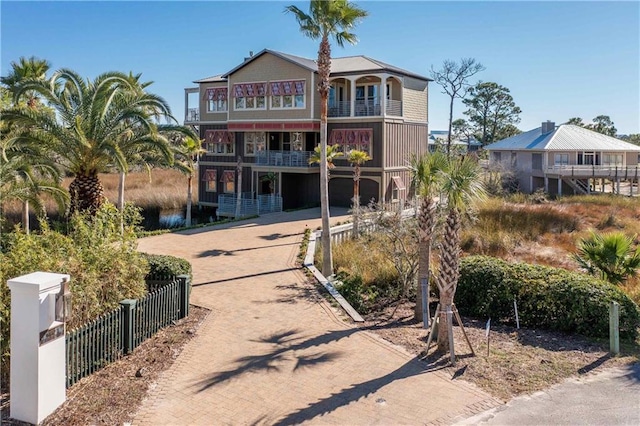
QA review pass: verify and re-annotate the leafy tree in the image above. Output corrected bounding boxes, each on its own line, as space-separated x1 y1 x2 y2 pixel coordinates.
436 155 486 352
494 123 522 141
409 151 447 325
260 171 279 210
572 231 640 285
463 81 522 145
0 56 50 108
286 0 368 277
566 117 585 126
345 149 371 236
451 118 474 146
3 69 177 216
620 134 640 146
430 58 485 155
565 115 617 137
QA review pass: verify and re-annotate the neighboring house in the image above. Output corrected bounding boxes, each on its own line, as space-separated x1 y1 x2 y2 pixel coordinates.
485 121 640 195
184 49 430 217
428 130 482 153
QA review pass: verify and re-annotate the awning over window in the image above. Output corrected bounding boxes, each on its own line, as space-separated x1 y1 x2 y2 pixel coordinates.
391 176 406 191
205 130 234 144
202 169 216 181
232 83 267 97
204 87 227 101
329 129 373 147
221 170 235 183
270 80 305 96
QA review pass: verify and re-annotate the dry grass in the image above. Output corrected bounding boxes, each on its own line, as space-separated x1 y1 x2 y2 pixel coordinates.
1 169 191 219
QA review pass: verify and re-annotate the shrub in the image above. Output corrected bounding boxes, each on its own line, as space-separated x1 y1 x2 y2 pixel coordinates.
456 256 640 339
142 253 192 280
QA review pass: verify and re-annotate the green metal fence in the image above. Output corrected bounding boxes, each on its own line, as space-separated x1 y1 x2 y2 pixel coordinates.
65 275 190 387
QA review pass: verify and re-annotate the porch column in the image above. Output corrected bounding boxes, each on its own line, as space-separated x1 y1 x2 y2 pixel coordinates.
587 178 591 194
529 176 533 193
616 178 621 194
544 176 549 192
558 178 562 196
184 90 189 122
349 77 356 117
380 73 388 118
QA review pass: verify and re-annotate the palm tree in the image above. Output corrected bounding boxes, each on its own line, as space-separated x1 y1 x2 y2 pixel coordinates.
308 144 343 173
409 151 447 326
572 231 640 285
4 68 176 216
286 0 368 277
1 56 52 231
172 136 206 227
345 149 371 236
436 155 486 352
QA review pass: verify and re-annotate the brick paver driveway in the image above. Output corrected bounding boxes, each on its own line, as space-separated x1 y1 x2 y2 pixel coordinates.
133 208 499 425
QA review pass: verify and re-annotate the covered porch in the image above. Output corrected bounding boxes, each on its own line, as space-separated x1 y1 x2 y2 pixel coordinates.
328 74 403 118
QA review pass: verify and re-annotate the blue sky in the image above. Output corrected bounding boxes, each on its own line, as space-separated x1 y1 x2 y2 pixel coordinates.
2 1 639 134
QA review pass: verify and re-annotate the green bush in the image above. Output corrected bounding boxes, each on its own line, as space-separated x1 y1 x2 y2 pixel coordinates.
142 253 192 280
0 203 149 386
456 256 640 339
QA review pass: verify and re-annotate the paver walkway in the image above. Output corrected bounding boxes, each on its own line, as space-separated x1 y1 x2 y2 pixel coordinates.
133 208 499 425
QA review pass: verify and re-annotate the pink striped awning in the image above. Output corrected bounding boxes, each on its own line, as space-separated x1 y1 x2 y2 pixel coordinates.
270 80 305 96
221 170 235 183
201 169 216 181
232 83 267 97
205 130 234 144
203 87 227 101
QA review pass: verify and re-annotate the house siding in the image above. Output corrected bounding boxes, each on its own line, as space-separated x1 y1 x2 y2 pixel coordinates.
384 122 428 168
227 53 313 121
199 82 229 123
402 87 427 123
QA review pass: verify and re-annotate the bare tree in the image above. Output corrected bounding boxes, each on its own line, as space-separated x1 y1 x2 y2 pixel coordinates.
430 59 485 155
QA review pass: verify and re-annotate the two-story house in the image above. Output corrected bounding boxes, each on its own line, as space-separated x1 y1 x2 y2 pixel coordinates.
184 49 430 216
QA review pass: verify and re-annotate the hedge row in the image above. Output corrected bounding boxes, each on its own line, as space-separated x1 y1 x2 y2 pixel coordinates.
456 256 640 339
142 253 192 280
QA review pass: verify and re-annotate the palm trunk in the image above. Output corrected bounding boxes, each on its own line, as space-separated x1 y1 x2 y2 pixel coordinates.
353 165 360 236
318 35 333 277
415 196 436 324
22 200 29 235
437 208 461 352
68 173 105 216
235 156 243 219
117 172 125 211
447 96 454 157
186 174 193 227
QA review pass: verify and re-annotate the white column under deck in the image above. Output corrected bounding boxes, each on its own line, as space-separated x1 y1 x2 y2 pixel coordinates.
184 90 189 123
380 73 389 118
558 178 562 196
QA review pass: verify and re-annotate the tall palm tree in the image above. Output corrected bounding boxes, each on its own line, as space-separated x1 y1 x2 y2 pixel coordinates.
345 149 371 236
286 0 368 277
436 155 486 352
1 56 52 231
409 151 447 326
172 136 206 226
308 144 343 172
572 231 640 285
4 68 176 216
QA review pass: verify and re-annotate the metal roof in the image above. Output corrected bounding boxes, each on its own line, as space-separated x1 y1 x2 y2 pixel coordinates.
485 124 640 152
194 74 226 83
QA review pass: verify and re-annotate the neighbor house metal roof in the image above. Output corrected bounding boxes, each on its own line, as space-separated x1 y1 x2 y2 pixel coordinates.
213 49 429 81
485 124 640 152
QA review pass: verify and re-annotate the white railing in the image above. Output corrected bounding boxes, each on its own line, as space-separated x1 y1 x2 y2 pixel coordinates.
255 150 313 167
328 101 351 117
185 108 199 122
217 193 283 218
354 99 381 117
386 100 402 116
546 165 640 178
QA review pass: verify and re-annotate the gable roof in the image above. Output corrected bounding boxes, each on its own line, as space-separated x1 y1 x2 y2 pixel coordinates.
194 74 226 83
215 48 429 81
485 124 640 152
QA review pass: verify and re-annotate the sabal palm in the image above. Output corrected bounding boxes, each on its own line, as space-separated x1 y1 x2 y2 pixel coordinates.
308 144 343 171
4 68 176 215
345 149 371 236
409 151 447 324
172 136 206 227
572 231 640 285
436 155 486 352
286 0 368 276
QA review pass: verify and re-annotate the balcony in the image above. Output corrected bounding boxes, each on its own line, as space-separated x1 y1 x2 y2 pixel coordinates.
328 99 403 117
254 150 314 168
546 165 640 178
185 108 199 123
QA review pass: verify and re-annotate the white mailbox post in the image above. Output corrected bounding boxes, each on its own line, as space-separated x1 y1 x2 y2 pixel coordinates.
9 272 70 425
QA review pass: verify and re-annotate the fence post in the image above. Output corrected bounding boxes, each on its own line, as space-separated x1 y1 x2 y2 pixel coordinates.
120 299 137 354
609 301 620 355
177 274 191 319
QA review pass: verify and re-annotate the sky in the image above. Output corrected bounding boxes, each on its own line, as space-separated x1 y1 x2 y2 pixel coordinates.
1 0 639 134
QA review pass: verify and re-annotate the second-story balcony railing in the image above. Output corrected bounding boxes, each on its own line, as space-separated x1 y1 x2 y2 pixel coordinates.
328 99 403 117
545 165 640 178
185 108 199 122
328 101 351 117
255 150 314 167
386 100 402 116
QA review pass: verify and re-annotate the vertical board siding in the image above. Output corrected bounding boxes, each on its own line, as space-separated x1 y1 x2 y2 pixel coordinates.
65 279 186 388
384 122 428 168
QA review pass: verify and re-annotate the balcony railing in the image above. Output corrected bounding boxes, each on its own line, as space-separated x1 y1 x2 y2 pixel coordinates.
185 108 199 122
328 99 403 117
217 193 283 218
546 165 640 178
355 99 381 117
254 150 314 167
386 100 402 116
328 101 351 117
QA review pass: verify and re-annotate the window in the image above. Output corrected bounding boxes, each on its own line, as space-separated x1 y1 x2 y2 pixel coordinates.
270 80 305 109
205 88 228 112
291 132 304 151
391 176 406 202
492 152 502 163
205 130 235 155
603 153 623 166
329 128 373 157
233 83 266 110
554 153 569 166
221 171 235 194
244 132 266 156
532 153 543 170
202 169 217 192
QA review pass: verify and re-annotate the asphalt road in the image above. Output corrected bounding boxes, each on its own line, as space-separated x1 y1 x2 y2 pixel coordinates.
457 363 640 426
